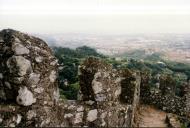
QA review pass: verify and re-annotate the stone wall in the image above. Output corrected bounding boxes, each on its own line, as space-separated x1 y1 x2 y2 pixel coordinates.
119 69 141 126
0 29 140 127
0 29 188 127
74 57 134 127
0 29 59 127
140 73 190 123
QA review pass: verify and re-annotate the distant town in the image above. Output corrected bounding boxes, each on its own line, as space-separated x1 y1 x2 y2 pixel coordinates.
38 33 190 63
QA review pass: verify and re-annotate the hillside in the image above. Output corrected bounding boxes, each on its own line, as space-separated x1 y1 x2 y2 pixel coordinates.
53 47 190 99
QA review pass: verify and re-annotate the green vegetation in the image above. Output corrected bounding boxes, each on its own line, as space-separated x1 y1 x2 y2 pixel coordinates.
59 82 80 100
111 51 190 96
52 47 190 99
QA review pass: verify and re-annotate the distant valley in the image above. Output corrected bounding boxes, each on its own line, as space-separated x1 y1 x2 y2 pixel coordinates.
36 33 190 63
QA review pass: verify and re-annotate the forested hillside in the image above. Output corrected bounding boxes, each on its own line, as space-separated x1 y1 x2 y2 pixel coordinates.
52 46 190 99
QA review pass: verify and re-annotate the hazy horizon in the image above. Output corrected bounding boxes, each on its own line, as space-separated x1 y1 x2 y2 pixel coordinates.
1 0 190 34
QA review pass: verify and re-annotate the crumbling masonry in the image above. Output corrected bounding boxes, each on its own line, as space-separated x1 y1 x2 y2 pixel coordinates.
0 29 189 127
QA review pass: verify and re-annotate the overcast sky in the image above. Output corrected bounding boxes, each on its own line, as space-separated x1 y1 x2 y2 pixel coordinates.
0 0 190 34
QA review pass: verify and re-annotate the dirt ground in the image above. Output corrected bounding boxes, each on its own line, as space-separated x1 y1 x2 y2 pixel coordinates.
135 105 168 127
